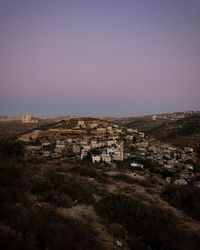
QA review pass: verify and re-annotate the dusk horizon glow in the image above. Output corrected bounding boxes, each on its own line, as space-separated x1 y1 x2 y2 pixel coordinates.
1 0 200 116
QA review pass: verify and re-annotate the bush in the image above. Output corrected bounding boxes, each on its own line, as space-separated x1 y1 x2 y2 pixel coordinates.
108 223 127 239
70 165 110 183
0 139 24 156
0 226 31 250
59 176 96 204
95 194 200 250
163 184 200 220
50 193 73 207
31 170 107 205
0 157 27 204
0 158 24 186
0 186 22 203
49 216 102 250
141 159 159 173
31 179 54 195
1 204 103 250
159 168 177 178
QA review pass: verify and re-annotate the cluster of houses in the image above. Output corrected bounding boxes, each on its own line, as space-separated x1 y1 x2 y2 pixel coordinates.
72 136 124 164
19 119 132 163
91 143 124 164
18 118 199 186
129 140 199 185
151 111 195 121
130 141 195 169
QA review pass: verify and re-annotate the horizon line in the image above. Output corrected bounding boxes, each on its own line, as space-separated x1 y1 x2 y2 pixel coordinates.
0 109 199 119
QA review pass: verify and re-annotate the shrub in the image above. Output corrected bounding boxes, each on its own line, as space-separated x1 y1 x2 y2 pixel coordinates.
59 176 96 204
51 193 73 207
0 159 24 186
31 170 107 205
163 184 200 220
159 168 177 178
0 186 22 203
0 139 24 156
0 157 27 204
95 194 199 250
1 204 103 250
49 216 103 250
70 166 110 183
109 223 127 239
31 179 54 195
0 226 31 250
141 159 159 173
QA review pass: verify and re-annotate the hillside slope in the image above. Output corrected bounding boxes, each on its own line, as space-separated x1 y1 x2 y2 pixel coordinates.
146 114 200 149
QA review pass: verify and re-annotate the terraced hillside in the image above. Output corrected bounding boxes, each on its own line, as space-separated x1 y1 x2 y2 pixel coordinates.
146 114 200 150
113 112 200 150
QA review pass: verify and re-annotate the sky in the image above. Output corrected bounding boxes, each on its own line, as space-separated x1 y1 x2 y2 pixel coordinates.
0 0 200 116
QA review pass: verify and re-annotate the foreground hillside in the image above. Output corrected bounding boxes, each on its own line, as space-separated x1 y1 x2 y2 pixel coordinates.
1 139 200 250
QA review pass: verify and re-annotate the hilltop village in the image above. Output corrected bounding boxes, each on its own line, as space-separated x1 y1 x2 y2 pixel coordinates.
18 118 200 187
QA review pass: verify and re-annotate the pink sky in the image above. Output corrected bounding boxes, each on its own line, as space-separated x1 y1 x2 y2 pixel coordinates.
0 0 200 115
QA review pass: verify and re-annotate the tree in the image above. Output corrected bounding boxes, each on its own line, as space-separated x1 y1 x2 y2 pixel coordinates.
0 139 24 157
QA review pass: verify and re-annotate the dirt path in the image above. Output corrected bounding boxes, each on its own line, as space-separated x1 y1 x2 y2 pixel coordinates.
58 205 115 249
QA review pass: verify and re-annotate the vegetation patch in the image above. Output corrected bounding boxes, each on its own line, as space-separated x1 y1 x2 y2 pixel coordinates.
95 194 200 250
0 138 24 157
31 169 107 205
163 184 200 220
0 204 103 250
112 173 153 187
69 165 110 183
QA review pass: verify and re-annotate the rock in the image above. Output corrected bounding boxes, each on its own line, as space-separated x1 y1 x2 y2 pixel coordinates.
116 240 122 247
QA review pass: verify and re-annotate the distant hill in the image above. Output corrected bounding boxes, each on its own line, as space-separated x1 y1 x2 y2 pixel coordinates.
146 114 200 150
0 119 55 139
112 111 200 150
